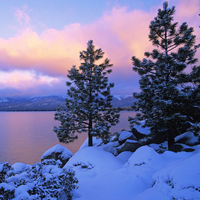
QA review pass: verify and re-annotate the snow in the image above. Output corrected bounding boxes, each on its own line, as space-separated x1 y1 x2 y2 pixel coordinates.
67 145 199 200
134 151 200 200
65 147 151 200
100 141 119 155
65 147 122 171
11 163 30 174
118 131 134 141
0 98 8 103
126 139 139 143
41 144 73 160
127 146 162 168
116 151 133 164
79 137 102 151
134 121 151 135
0 182 15 191
175 131 199 145
2 138 200 199
113 95 132 100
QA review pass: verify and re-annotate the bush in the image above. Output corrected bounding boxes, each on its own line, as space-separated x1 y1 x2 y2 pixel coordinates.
0 159 78 200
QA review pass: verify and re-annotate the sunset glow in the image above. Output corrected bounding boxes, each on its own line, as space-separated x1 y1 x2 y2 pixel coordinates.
0 0 199 97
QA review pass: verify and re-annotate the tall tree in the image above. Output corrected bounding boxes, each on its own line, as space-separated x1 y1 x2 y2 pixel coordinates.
54 40 120 146
129 2 200 148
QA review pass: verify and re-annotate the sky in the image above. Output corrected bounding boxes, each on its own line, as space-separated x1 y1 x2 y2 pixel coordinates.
0 0 199 97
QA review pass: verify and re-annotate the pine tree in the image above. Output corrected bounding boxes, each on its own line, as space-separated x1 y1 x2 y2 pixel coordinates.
129 1 200 148
54 40 120 146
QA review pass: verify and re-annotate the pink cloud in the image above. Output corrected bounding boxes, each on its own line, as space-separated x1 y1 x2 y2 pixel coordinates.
0 70 67 97
0 1 199 96
0 70 60 90
15 6 31 27
0 6 154 78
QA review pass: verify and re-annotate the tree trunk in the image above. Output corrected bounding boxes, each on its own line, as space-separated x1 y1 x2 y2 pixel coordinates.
88 67 93 147
88 116 93 147
167 130 175 149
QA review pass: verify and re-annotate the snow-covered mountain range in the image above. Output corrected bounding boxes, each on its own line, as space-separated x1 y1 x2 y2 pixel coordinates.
0 95 135 111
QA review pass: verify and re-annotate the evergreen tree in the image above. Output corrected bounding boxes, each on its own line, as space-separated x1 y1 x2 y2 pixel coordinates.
54 40 120 146
129 2 200 148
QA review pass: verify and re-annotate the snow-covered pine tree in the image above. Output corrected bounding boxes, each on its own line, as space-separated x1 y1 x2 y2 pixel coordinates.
129 1 200 148
54 40 120 146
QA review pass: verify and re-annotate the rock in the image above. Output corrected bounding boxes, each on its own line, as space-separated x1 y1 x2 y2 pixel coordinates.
134 121 151 135
118 131 137 145
183 148 195 152
131 128 146 139
149 142 168 154
41 144 73 167
101 141 119 156
110 132 120 142
175 132 199 146
117 140 141 154
169 144 183 152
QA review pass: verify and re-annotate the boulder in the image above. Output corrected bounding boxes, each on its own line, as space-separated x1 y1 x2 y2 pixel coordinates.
101 141 119 156
175 132 199 146
169 144 183 152
183 148 195 152
169 143 196 153
117 140 141 154
118 131 137 145
41 144 73 167
131 128 146 139
110 132 120 142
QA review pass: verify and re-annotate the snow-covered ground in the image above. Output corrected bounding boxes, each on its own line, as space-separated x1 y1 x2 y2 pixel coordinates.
65 145 200 200
1 140 200 199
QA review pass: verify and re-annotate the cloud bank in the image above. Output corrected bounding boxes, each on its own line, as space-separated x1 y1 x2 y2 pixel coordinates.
0 0 199 97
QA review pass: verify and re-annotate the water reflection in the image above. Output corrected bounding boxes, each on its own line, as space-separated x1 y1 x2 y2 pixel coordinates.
0 111 135 164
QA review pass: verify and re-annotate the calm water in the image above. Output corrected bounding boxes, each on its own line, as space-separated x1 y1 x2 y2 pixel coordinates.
0 111 135 164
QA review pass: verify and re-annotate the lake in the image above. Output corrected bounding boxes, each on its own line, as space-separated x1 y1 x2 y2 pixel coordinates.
0 111 135 165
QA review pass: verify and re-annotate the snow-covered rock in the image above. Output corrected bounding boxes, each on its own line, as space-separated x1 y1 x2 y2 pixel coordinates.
175 131 199 146
169 143 195 153
149 142 168 153
134 121 151 135
65 147 122 172
117 140 141 154
41 144 73 167
118 131 137 144
136 151 200 200
2 142 200 200
127 146 162 169
64 144 199 200
110 132 120 142
65 146 152 200
131 127 146 139
100 141 119 156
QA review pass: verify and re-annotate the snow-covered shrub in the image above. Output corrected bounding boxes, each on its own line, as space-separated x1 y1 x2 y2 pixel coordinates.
1 159 78 200
0 183 15 200
0 162 11 183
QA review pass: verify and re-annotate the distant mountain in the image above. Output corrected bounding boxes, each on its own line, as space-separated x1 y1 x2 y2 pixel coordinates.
0 95 135 111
